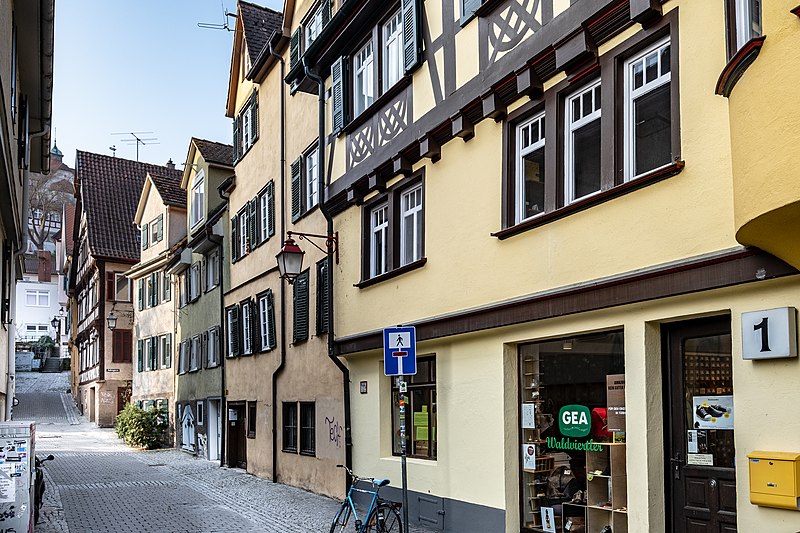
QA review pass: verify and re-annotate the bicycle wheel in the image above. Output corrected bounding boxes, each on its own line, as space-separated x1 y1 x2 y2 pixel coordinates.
330 503 352 533
365 502 403 533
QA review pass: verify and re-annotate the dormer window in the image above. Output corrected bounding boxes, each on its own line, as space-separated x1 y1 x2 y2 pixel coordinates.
190 171 205 228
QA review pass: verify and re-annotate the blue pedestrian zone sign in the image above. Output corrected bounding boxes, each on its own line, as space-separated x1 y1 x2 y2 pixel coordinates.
383 326 417 376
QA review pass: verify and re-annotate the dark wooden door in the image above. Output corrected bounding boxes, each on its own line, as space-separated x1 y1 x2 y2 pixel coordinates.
664 317 737 533
116 386 129 415
227 404 247 469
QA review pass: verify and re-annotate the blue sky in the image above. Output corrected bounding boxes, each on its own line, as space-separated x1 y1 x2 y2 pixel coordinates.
52 0 282 168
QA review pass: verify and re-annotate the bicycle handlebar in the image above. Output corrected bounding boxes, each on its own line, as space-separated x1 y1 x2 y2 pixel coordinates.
336 464 378 486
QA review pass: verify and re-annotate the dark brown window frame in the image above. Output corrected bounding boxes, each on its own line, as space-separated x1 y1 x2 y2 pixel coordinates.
497 11 681 240
723 0 763 60
358 170 426 286
299 401 316 456
282 401 298 453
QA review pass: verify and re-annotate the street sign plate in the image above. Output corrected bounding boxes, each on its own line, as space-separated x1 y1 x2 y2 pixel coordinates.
383 326 417 376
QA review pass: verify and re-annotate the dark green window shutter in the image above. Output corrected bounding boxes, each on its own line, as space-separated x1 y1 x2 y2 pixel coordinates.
293 270 310 343
322 0 331 26
316 258 329 334
402 0 423 73
231 214 239 261
250 298 260 352
150 337 158 370
233 117 240 161
250 92 259 142
289 27 302 69
267 290 277 350
230 306 240 356
138 279 144 310
152 273 159 306
291 157 303 222
267 181 276 237
164 334 171 369
331 56 346 134
201 258 207 293
137 339 144 372
460 0 483 21
248 198 257 249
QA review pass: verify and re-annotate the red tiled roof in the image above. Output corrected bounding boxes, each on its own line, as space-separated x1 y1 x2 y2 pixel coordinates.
193 138 234 167
63 203 76 255
150 173 186 208
75 151 182 262
239 1 283 65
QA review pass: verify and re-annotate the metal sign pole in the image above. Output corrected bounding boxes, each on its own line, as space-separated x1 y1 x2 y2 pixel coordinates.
399 377 409 531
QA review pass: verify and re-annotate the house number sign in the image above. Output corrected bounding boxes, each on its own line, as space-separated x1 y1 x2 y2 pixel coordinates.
741 307 797 360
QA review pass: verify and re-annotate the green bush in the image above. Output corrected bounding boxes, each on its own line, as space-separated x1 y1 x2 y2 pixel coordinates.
115 403 167 449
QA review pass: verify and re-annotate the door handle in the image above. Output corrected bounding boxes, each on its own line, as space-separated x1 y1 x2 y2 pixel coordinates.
709 478 717 489
670 453 684 480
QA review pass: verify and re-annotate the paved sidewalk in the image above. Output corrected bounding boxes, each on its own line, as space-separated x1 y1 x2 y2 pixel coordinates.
20 371 432 533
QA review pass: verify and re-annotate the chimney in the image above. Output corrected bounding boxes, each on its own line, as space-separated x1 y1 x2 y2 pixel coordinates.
37 251 53 283
166 158 175 170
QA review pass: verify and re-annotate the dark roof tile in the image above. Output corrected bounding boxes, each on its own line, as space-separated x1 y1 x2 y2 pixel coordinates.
239 1 283 65
192 138 234 167
76 151 182 262
150 173 186 208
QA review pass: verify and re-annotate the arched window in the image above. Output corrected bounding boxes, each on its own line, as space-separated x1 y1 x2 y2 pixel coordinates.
181 405 195 451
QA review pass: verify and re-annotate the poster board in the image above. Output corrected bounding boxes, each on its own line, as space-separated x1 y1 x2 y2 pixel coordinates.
606 374 626 432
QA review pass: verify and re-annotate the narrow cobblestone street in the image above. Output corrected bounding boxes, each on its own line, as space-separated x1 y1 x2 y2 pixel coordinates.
14 371 426 533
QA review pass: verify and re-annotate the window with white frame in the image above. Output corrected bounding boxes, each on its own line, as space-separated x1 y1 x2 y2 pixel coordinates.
190 335 200 371
242 301 253 355
179 339 189 374
353 40 375 117
305 147 319 209
382 10 404 92
25 290 49 307
400 185 423 266
565 81 602 204
242 108 252 153
734 0 762 50
115 273 131 302
162 272 171 302
206 250 220 290
305 4 324 48
515 112 546 223
625 39 672 181
189 263 201 301
259 192 270 242
190 171 205 228
207 327 220 367
160 333 171 369
239 209 249 257
370 203 389 278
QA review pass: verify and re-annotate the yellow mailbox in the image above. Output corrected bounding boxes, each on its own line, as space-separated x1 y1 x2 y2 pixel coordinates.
747 451 800 510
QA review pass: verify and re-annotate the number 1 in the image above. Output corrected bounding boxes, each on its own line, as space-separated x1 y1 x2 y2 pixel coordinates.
754 317 770 352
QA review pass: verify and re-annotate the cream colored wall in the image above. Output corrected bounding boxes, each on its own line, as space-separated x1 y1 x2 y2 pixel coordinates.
131 265 174 401
138 186 169 264
729 0 800 267
334 0 735 339
346 276 800 532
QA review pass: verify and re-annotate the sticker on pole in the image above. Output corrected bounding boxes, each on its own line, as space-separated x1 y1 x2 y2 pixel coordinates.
383 326 417 376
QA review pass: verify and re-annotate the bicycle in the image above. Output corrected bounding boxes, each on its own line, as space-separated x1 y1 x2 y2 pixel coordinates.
330 464 403 533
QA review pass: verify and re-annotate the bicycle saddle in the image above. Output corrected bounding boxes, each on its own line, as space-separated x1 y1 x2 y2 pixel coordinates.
375 479 390 487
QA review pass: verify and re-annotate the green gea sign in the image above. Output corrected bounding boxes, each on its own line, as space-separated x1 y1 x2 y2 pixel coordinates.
559 405 591 437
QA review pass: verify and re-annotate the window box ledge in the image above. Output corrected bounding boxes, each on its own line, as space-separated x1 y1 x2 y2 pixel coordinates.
493 161 685 240
355 258 427 289
343 76 412 136
715 36 766 98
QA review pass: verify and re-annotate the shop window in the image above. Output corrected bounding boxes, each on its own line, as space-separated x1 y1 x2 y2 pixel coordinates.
247 401 257 439
518 331 626 533
514 111 546 223
392 355 437 460
624 39 672 181
565 81 602 204
300 402 316 456
282 402 298 452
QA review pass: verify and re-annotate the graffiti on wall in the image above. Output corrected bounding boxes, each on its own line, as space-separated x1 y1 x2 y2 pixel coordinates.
315 398 345 460
324 416 343 449
196 433 207 459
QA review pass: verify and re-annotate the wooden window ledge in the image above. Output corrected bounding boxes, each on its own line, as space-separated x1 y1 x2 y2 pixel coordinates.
355 258 427 289
715 36 766 98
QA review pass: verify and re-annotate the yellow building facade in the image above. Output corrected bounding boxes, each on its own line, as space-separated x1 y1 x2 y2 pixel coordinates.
291 0 800 531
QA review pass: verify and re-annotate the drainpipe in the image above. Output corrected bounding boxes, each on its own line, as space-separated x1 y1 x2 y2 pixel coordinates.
209 232 225 467
303 60 353 477
268 37 287 483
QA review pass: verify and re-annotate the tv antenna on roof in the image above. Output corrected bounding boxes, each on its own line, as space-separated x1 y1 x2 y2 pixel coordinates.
198 0 236 31
110 132 160 161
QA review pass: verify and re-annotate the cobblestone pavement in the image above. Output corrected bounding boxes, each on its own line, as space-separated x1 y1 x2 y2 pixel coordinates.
19 371 432 533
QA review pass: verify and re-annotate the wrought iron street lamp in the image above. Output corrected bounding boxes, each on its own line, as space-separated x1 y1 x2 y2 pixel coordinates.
276 231 338 284
50 316 59 330
106 311 118 330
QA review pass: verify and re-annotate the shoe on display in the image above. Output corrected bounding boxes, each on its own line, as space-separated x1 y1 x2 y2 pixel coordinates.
710 404 728 414
696 406 712 421
705 405 724 417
